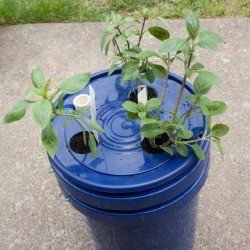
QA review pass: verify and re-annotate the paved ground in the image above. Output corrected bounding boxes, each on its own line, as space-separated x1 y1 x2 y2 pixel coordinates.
0 19 249 250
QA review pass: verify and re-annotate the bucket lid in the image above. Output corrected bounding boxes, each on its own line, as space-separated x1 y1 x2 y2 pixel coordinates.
51 69 206 193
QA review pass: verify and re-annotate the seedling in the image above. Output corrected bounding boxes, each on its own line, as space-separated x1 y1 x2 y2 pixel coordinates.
101 9 169 94
105 10 229 159
3 68 104 157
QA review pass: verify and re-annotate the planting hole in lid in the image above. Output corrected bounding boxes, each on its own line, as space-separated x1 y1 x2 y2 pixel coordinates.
69 131 98 154
130 87 158 103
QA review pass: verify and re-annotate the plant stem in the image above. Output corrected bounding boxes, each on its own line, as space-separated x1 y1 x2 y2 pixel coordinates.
59 113 88 145
149 138 157 149
116 26 130 49
75 118 87 145
171 48 194 123
113 37 122 56
181 102 198 123
174 128 212 145
138 16 147 47
50 89 60 102
155 53 171 118
59 113 76 118
175 136 209 144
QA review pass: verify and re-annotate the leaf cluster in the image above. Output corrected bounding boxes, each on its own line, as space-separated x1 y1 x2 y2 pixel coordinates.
101 11 170 85
105 10 229 160
3 68 104 157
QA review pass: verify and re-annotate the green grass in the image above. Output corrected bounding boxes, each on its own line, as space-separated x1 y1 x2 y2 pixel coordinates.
0 0 249 25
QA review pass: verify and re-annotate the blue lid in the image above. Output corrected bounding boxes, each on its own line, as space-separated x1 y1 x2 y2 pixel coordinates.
52 69 206 193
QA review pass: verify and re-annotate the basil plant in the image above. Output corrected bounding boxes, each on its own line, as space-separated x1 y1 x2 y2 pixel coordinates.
102 10 229 159
3 68 104 157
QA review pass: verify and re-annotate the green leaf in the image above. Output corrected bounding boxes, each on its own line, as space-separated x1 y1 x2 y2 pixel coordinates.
78 108 89 117
157 17 171 30
206 115 212 131
51 103 57 113
175 56 184 62
213 138 224 158
3 100 32 124
111 11 117 23
138 111 146 118
57 95 64 110
124 16 136 22
201 101 227 116
198 41 218 51
31 68 44 89
185 94 196 102
176 143 189 157
122 101 138 113
135 51 158 60
149 63 167 79
145 68 155 83
185 68 194 78
63 119 73 127
69 109 76 115
122 60 139 73
159 38 189 53
88 133 98 157
191 144 205 160
141 124 164 138
142 7 149 15
212 123 229 137
125 48 140 57
126 112 139 120
198 30 224 51
105 40 110 56
129 29 140 36
108 63 119 76
59 73 90 94
110 12 121 25
193 75 212 95
137 102 145 112
100 33 107 51
145 98 161 111
121 60 139 83
84 118 104 132
178 130 193 139
130 46 142 53
26 88 44 97
160 146 174 155
139 62 147 73
42 122 58 158
198 71 221 86
192 63 204 71
194 71 221 95
148 26 170 41
198 30 224 44
43 79 51 96
141 117 158 124
198 96 212 105
184 50 195 63
60 109 67 115
185 10 200 40
32 99 52 129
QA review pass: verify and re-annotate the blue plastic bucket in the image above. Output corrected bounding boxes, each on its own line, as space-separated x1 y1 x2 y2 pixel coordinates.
49 69 210 249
